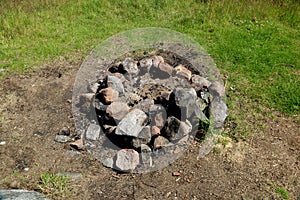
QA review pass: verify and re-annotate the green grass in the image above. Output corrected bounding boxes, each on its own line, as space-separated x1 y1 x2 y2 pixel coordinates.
0 0 299 114
37 173 72 198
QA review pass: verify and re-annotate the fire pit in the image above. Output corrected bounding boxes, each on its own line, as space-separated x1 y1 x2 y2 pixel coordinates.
72 28 228 173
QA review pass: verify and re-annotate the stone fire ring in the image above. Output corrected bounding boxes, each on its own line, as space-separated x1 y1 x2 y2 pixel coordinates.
72 27 228 173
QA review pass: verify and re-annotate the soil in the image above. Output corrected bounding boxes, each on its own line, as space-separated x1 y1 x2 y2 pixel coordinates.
0 57 299 200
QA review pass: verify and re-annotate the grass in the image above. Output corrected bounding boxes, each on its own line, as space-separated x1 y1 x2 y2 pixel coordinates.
0 0 299 115
37 173 72 199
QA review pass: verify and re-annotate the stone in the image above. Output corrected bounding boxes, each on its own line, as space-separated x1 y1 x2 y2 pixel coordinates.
149 105 167 127
102 157 114 168
85 124 101 141
140 144 152 166
9 180 20 189
106 102 129 121
132 126 151 148
79 93 94 103
152 55 164 68
158 62 173 77
56 172 83 180
58 128 70 136
107 76 125 94
115 149 139 171
209 96 228 129
191 75 211 90
94 98 108 112
174 64 192 80
54 135 71 143
151 126 161 136
70 139 84 150
161 116 181 140
154 136 170 149
174 87 197 108
0 141 6 146
115 109 148 137
99 87 119 104
208 81 226 97
0 190 51 200
122 57 139 75
88 82 100 93
138 58 152 75
134 99 154 113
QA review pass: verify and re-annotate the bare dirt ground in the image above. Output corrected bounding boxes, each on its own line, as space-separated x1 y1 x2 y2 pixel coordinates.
0 58 299 200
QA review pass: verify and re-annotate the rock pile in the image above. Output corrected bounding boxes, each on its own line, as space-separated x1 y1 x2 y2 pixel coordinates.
78 51 228 172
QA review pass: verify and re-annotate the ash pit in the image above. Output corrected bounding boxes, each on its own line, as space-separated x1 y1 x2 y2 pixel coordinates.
79 50 228 172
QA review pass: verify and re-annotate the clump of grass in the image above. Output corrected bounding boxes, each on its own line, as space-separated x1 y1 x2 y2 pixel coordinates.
275 187 289 200
37 173 72 199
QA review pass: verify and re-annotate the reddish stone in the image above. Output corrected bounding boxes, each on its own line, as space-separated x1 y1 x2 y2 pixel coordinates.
151 126 161 136
154 136 170 149
174 64 192 80
106 102 129 121
99 87 119 104
152 55 164 68
158 62 174 76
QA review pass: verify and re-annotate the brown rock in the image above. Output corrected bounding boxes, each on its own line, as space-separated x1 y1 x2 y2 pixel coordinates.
172 171 181 176
70 139 85 150
154 136 170 149
152 55 164 68
158 62 174 76
106 102 129 121
154 112 166 127
151 126 161 136
174 64 192 80
99 87 119 104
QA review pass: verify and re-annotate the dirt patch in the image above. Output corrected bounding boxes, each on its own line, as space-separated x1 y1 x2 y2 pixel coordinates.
0 57 299 199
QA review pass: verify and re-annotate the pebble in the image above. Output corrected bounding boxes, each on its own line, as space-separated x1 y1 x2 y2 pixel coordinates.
54 135 71 143
0 141 6 145
158 62 174 77
151 126 161 136
70 139 85 150
0 68 5 72
115 149 140 171
56 172 83 180
115 109 148 137
102 157 114 168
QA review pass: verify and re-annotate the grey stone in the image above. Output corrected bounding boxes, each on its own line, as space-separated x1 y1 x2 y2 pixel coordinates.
54 135 71 143
174 87 197 108
0 190 50 200
149 105 167 127
209 96 228 129
88 82 100 93
85 124 101 141
162 116 181 140
106 102 129 121
132 126 151 148
107 76 125 94
134 99 154 113
191 75 211 90
115 149 139 171
102 157 114 168
56 172 83 180
122 58 139 75
94 98 108 112
140 144 152 166
115 109 148 137
209 81 226 97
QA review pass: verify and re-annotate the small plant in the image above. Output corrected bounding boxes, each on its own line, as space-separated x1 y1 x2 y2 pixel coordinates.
275 187 289 200
37 173 72 198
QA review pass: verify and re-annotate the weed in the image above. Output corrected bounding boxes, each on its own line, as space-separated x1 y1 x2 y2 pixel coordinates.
37 173 72 199
275 187 289 200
